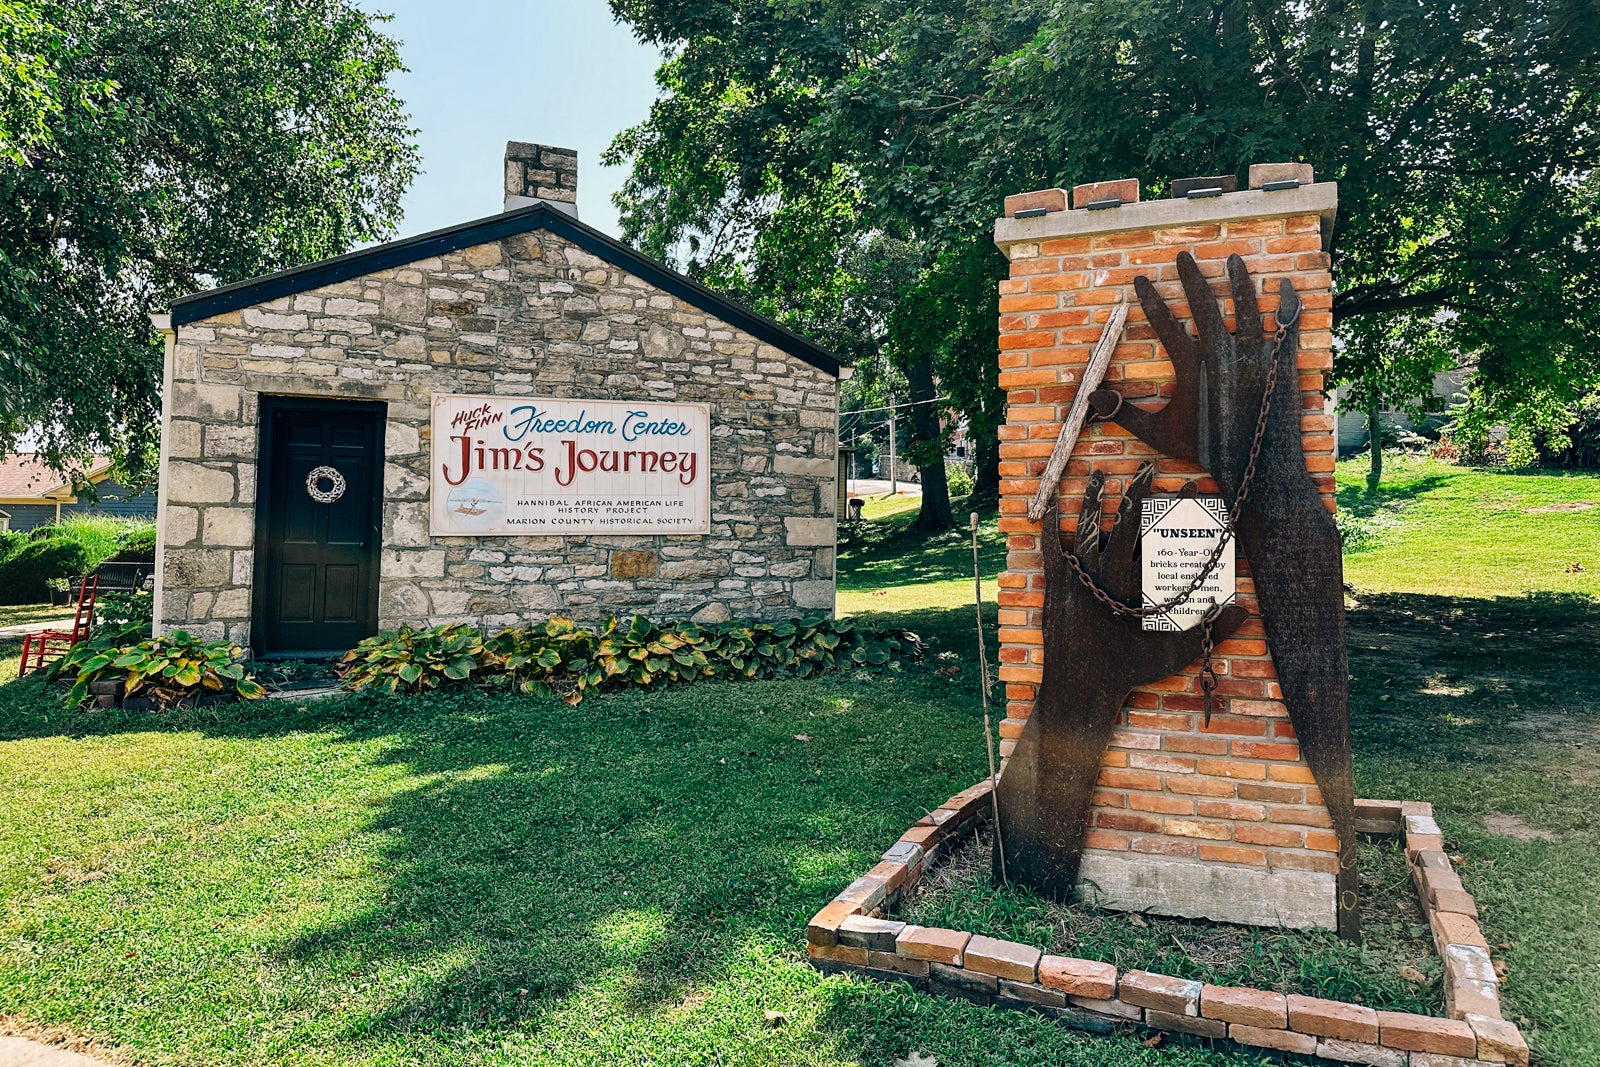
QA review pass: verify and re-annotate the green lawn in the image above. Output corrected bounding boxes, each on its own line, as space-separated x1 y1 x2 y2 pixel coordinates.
0 603 73 631
1 456 1598 1065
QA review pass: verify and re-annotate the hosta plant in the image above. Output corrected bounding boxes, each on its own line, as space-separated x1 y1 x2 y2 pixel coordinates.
339 622 487 693
344 614 922 704
65 630 266 709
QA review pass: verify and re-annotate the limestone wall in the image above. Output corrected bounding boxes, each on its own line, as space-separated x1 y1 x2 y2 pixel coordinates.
157 226 838 645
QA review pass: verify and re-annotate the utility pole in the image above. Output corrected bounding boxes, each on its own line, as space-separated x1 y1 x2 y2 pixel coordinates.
888 409 897 496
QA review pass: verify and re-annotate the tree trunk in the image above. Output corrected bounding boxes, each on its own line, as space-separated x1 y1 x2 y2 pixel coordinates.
907 350 953 530
1366 396 1383 492
970 421 1000 506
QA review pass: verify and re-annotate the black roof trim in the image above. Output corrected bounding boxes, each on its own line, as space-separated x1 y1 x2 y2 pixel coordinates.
169 202 842 376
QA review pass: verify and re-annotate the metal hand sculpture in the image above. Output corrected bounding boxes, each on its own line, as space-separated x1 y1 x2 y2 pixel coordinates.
1087 252 1360 939
994 461 1247 896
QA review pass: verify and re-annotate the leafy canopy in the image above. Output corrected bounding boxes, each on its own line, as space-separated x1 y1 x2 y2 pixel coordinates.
608 0 1600 460
0 0 418 483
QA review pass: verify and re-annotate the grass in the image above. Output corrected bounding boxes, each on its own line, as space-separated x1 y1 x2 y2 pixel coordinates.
903 833 1439 1014
1 455 1598 1065
0 603 73 630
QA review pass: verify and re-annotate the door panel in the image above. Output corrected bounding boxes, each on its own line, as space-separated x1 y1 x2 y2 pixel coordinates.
256 399 384 654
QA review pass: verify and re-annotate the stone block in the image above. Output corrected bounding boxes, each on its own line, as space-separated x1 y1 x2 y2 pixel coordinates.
164 505 199 547
167 461 236 504
610 550 659 579
1377 1012 1477 1056
1076 852 1337 929
1248 162 1315 189
1286 994 1379 1043
792 579 835 609
202 507 254 548
1201 985 1285 1028
784 516 834 546
774 455 834 478
962 934 1040 982
163 549 231 588
1037 955 1116 999
1118 970 1200 1016
895 925 970 965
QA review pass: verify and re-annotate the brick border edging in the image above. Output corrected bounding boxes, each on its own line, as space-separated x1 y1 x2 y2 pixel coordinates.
806 782 1529 1067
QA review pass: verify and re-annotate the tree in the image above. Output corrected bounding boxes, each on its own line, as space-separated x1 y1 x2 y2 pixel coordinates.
0 0 417 484
607 0 1600 493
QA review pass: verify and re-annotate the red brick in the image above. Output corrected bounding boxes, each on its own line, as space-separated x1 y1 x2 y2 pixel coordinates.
963 934 1041 982
1071 178 1139 208
895 925 971 965
1037 955 1117 999
1286 995 1379 1043
806 899 860 945
809 942 869 966
1432 910 1490 950
1198 844 1267 865
1196 758 1268 780
1229 1024 1316 1054
1467 1014 1530 1065
1119 970 1201 1015
1129 792 1195 815
1004 188 1067 216
1201 985 1285 1027
1377 1011 1477 1056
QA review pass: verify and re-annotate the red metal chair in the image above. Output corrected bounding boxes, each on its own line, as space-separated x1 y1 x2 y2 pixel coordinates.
17 573 99 676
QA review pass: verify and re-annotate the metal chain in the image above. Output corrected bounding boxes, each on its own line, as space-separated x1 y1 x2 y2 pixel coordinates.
1058 305 1299 620
1199 606 1221 725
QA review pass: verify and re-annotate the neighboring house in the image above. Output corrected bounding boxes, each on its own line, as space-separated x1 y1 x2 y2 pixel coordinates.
0 454 158 532
1332 367 1470 455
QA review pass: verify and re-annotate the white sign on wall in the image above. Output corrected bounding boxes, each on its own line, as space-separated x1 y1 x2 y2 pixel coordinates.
1139 495 1235 632
429 394 711 536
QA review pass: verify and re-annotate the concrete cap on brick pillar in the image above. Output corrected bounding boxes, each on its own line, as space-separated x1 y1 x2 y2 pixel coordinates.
1003 188 1067 217
1248 162 1315 189
504 141 579 217
1071 178 1139 209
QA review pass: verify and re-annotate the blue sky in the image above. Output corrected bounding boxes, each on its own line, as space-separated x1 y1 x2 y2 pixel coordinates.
365 2 663 239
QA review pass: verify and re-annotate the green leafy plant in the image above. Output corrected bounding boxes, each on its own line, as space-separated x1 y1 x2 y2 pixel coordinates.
343 614 923 704
94 588 154 631
945 463 974 498
338 622 487 694
64 630 265 708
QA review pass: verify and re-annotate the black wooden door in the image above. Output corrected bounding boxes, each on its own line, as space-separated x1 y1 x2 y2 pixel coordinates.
255 398 385 655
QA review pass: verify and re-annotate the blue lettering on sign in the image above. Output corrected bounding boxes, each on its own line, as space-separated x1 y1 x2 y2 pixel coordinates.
623 410 693 441
503 406 617 440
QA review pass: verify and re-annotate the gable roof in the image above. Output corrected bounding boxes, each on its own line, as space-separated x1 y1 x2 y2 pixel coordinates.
169 202 843 377
0 454 112 500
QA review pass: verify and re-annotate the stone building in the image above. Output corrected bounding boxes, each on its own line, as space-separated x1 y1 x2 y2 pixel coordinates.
152 142 843 655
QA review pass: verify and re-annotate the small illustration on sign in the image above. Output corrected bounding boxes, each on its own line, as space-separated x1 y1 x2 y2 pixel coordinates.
1139 495 1235 631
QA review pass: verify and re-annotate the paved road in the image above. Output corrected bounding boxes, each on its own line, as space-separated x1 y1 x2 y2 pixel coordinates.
0 616 72 641
846 478 921 497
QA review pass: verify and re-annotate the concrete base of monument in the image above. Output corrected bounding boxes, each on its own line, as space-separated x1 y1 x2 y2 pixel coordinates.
806 781 1529 1067
1076 852 1337 931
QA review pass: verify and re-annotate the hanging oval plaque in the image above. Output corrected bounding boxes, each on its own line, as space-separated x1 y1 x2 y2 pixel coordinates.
305 465 347 504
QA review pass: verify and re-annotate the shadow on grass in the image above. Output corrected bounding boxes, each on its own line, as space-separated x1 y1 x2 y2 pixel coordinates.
1334 473 1452 517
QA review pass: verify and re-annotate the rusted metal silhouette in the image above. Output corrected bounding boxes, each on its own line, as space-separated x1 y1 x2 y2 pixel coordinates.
996 253 1360 939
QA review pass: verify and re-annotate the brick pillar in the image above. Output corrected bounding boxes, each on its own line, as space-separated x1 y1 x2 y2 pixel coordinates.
992 168 1342 930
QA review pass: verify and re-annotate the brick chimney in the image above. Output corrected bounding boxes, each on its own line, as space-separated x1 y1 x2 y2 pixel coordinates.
504 141 578 217
992 164 1341 930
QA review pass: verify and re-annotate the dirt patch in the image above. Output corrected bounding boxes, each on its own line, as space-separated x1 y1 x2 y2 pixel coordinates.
1482 813 1559 842
1523 501 1596 513
0 1016 127 1066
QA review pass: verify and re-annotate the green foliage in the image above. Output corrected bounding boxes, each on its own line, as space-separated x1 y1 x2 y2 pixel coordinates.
0 516 153 604
338 622 487 695
0 0 418 480
609 0 1600 468
1540 393 1600 469
0 536 86 603
945 463 974 498
93 587 152 630
341 614 924 704
62 628 265 708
